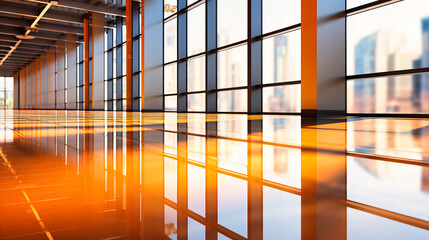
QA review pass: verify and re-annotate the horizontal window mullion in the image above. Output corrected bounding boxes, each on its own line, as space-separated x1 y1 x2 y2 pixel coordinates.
261 80 301 88
215 86 248 92
259 23 301 41
346 0 402 16
347 67 429 80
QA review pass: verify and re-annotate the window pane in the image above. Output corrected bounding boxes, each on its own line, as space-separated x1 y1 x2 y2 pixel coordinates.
164 0 177 18
188 93 205 112
188 4 205 56
164 18 177 63
347 73 429 113
347 0 376 9
165 63 177 94
217 90 247 112
218 45 247 89
217 0 247 46
188 0 199 6
263 0 301 33
263 85 301 113
188 56 205 92
263 31 301 84
347 0 429 75
165 95 177 111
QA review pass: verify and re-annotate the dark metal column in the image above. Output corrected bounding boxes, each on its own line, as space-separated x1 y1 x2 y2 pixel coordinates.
177 0 187 113
248 0 262 114
206 0 217 113
301 0 346 118
126 0 133 111
143 0 163 111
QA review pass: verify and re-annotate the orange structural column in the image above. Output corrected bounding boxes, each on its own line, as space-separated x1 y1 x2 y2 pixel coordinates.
301 0 318 115
84 15 90 110
140 0 145 111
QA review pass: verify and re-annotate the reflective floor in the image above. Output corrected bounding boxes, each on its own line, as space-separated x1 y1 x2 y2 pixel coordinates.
0 110 429 240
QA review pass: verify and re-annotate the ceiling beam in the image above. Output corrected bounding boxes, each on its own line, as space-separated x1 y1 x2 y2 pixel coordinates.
24 0 126 17
0 1 84 25
0 38 58 48
0 16 83 35
0 25 71 42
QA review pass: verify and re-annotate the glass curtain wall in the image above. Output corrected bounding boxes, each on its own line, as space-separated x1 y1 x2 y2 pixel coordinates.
104 1 141 111
104 17 127 110
163 0 301 113
347 0 429 114
0 77 13 109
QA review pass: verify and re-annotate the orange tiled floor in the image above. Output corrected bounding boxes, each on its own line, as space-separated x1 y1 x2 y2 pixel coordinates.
0 110 429 239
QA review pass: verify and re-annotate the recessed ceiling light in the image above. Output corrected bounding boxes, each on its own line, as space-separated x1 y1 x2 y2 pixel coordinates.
49 0 59 5
15 35 36 40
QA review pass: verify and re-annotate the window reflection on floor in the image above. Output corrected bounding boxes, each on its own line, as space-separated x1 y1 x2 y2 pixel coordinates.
1 111 428 239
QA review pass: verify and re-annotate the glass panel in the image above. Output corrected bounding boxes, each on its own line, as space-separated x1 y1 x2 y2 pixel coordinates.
187 4 205 56
165 95 177 111
188 56 205 92
217 90 247 112
347 73 429 114
347 0 429 75
164 0 177 18
164 18 177 63
347 0 377 9
218 173 247 238
263 31 301 84
218 45 247 89
188 93 205 112
188 0 199 6
263 85 301 113
165 63 177 94
217 0 247 47
263 0 301 33
263 187 301 240
188 164 205 216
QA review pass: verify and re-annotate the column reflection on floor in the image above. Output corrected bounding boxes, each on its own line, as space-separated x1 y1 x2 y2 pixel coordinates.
1 110 429 240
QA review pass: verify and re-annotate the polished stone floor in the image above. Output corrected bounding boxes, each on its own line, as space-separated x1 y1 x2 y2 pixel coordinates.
0 110 428 239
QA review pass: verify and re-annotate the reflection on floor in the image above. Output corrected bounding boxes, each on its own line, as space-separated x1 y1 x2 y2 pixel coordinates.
0 110 429 240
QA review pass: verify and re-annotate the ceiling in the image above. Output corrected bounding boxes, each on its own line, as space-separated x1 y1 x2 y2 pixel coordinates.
0 0 127 77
